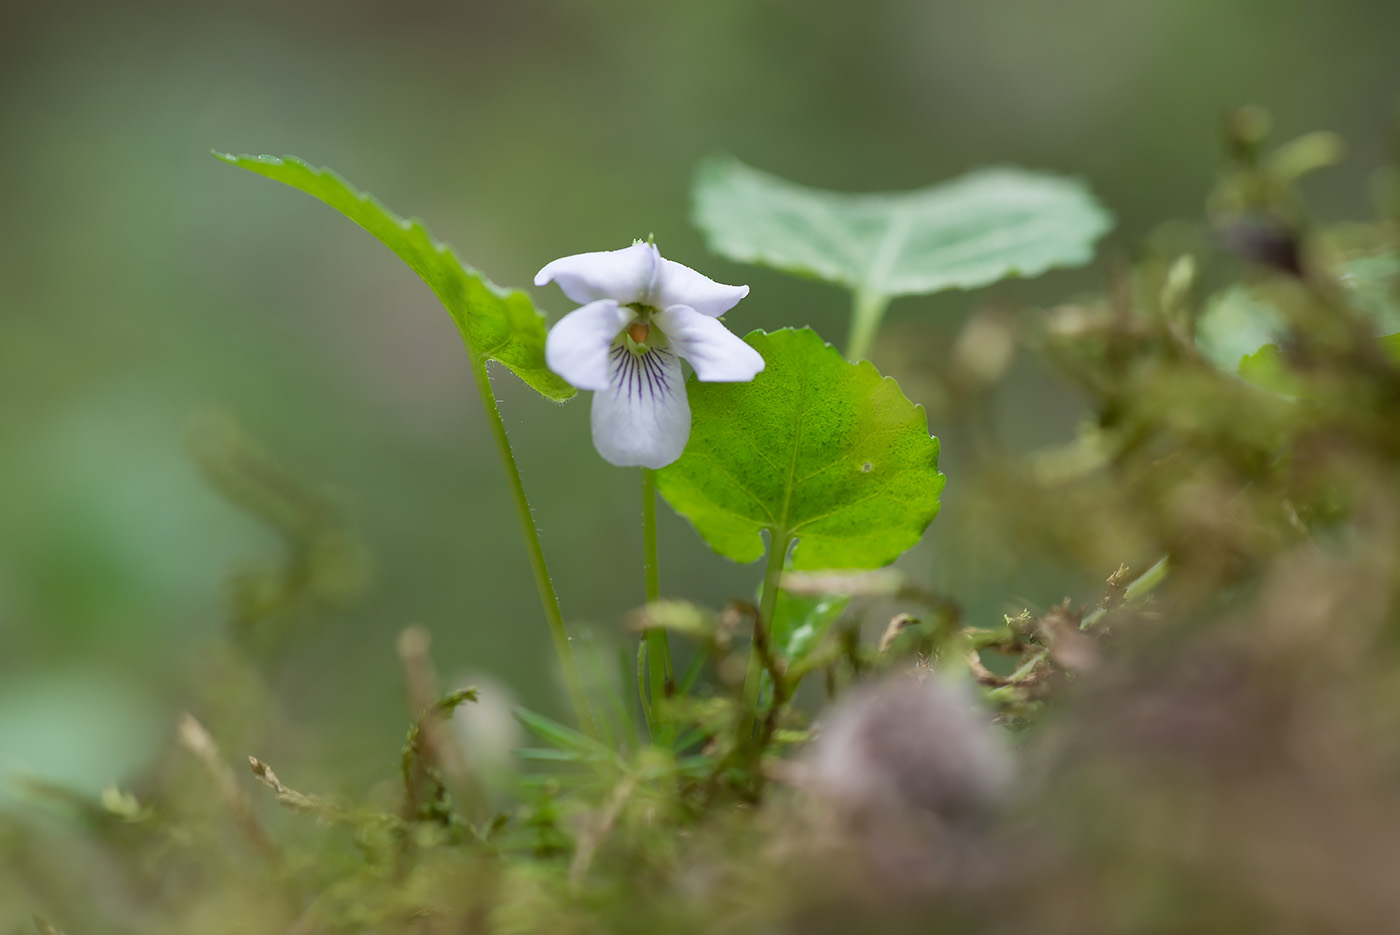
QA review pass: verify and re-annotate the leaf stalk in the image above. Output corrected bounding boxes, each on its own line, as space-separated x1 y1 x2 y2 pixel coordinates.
846 291 891 361
742 534 791 739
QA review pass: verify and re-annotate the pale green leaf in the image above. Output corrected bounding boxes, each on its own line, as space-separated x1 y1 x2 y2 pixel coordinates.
692 156 1112 299
770 588 848 662
1197 252 1400 377
0 673 164 803
656 328 944 569
214 153 574 401
1340 253 1400 334
1195 286 1303 394
1196 283 1284 373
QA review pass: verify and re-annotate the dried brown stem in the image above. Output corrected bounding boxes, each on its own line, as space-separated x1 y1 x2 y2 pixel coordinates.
176 713 276 856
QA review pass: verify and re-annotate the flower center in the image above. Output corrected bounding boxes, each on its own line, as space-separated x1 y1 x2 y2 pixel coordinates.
627 321 651 345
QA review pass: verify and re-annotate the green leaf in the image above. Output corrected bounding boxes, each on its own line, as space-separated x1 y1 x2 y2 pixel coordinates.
1196 283 1285 374
656 328 944 569
514 747 598 763
770 588 848 662
1197 253 1400 378
692 156 1112 299
1340 253 1400 335
214 153 574 401
513 706 620 765
0 672 165 803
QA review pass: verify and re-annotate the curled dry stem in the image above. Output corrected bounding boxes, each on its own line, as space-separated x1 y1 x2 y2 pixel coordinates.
246 757 324 815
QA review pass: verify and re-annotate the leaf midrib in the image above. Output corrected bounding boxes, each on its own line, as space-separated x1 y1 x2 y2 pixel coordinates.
701 158 1110 301
862 207 912 297
770 362 808 553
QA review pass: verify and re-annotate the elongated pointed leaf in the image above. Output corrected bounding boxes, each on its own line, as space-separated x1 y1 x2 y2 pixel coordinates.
656 328 943 569
513 706 619 764
215 153 574 401
693 156 1111 300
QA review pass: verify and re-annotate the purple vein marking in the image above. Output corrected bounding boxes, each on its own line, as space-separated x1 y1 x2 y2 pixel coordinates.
609 346 674 405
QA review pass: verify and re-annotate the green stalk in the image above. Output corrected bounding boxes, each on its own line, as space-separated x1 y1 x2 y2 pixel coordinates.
846 291 891 362
640 468 673 745
641 471 664 605
741 534 790 738
1080 555 1170 629
467 353 597 739
1123 555 1171 602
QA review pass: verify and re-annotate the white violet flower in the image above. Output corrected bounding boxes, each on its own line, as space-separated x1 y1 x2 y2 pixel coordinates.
537 242 765 469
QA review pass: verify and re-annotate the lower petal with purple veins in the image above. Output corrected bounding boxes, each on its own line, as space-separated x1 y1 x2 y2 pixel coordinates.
590 345 691 469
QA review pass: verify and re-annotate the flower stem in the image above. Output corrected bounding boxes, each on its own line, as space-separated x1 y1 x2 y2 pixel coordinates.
467 353 597 739
846 290 891 361
641 470 663 605
640 468 673 746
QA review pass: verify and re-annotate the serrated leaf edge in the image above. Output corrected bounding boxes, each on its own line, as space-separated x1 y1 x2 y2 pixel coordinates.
662 326 944 568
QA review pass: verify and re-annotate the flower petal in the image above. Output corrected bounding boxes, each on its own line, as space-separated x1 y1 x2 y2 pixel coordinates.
535 242 658 306
655 306 765 382
591 345 690 469
654 257 749 317
545 300 633 391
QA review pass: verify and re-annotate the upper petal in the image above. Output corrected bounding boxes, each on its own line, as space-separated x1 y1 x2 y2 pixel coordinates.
655 306 765 382
545 300 633 391
590 346 691 469
535 242 659 306
653 257 749 317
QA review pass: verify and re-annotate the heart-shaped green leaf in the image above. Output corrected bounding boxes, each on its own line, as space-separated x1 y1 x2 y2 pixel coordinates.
656 328 943 570
693 156 1111 301
214 153 574 402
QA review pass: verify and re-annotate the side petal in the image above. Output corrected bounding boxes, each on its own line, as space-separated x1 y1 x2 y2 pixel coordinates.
545 300 632 391
535 242 658 306
653 257 749 317
655 306 765 382
591 346 691 469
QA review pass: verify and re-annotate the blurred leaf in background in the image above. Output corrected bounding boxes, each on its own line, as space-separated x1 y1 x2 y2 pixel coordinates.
693 156 1111 356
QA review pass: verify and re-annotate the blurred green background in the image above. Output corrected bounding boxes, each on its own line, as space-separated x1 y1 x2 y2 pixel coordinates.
2 0 1398 799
